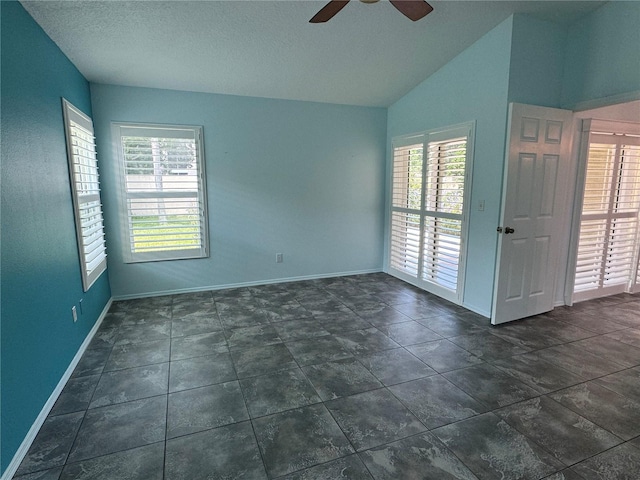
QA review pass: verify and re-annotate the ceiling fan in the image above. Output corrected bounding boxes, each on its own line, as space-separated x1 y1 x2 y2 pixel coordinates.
310 0 433 23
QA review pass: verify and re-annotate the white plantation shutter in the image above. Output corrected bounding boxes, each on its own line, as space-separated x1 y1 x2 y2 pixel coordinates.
388 123 474 303
423 138 466 291
62 99 107 291
114 124 209 262
390 142 423 276
573 128 640 302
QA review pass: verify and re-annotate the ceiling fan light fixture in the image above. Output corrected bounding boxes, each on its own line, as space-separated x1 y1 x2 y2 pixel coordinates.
310 0 433 23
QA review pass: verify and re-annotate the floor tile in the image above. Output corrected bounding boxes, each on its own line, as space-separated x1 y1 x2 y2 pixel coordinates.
88 327 119 349
59 442 164 480
391 301 448 320
99 311 126 328
489 322 564 350
302 358 382 401
67 396 166 463
433 412 564 480
50 374 100 415
593 366 640 403
389 375 488 429
605 328 640 349
72 347 111 377
168 351 236 392
542 470 586 480
90 363 169 408
355 306 412 328
286 336 353 366
218 305 269 329
122 306 172 324
297 298 349 316
165 422 267 479
570 443 640 479
170 314 222 338
15 412 84 476
358 347 437 385
170 332 228 361
231 343 298 378
550 382 640 440
104 340 170 372
166 381 249 438
490 353 586 394
224 324 282 350
252 404 354 478
334 328 401 356
406 339 484 373
496 396 621 465
570 336 640 368
591 306 640 329
449 332 530 361
528 343 627 380
171 301 216 319
239 368 321 418
551 312 628 334
359 432 479 480
416 313 488 338
315 311 373 334
444 363 541 409
115 322 171 346
17 276 640 480
377 320 443 346
277 454 372 480
272 318 331 341
325 388 426 451
13 467 63 480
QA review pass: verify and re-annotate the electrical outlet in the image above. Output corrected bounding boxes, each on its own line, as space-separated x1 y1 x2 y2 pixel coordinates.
276 253 283 263
478 200 485 211
72 306 77 323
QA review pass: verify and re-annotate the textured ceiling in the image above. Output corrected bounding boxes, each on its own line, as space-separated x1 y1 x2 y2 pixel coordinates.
21 0 605 107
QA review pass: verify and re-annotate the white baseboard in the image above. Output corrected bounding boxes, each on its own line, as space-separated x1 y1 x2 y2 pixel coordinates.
1 298 113 480
112 269 383 300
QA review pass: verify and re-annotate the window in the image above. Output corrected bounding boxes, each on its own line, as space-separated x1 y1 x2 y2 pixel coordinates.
113 123 209 263
389 123 474 303
573 121 640 301
62 99 107 291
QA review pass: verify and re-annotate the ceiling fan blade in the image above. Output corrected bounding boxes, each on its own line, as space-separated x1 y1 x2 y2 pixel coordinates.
310 0 350 23
389 0 433 21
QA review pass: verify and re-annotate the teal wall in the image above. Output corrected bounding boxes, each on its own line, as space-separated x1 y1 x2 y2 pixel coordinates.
90 84 387 297
508 14 566 107
562 1 640 108
0 2 111 474
386 16 513 316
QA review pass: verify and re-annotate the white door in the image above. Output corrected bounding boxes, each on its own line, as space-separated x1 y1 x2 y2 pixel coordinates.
492 103 573 325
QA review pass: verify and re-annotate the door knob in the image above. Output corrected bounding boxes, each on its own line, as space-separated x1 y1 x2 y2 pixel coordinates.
497 227 503 233
505 227 515 234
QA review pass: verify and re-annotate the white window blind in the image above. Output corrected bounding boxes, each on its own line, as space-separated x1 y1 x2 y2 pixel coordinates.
389 123 474 303
114 124 209 263
573 131 640 301
62 99 107 291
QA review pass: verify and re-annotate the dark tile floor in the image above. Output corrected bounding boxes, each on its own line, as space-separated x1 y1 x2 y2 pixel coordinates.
13 273 640 479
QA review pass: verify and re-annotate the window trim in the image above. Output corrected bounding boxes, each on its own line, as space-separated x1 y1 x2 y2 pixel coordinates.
387 122 475 304
112 122 210 263
62 98 108 291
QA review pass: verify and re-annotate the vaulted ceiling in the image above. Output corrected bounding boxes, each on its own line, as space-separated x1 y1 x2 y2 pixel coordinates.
21 1 605 107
